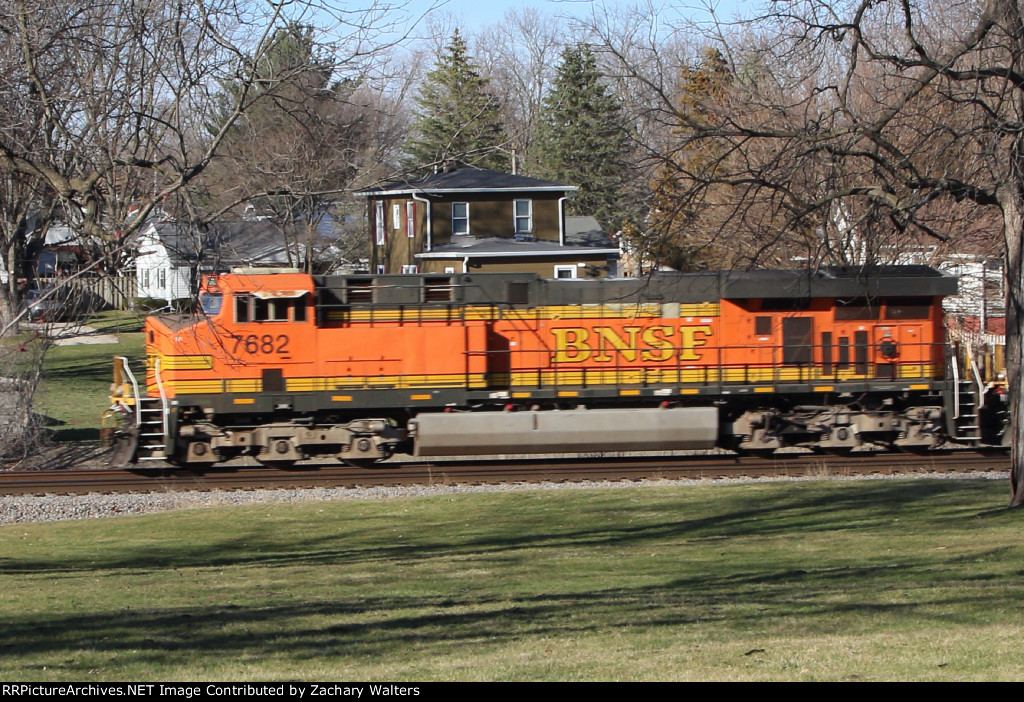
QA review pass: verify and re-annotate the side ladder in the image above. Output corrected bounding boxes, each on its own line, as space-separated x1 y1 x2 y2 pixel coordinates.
948 349 985 442
113 356 170 462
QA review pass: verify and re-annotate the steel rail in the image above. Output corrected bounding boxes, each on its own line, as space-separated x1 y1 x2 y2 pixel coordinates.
0 450 1009 496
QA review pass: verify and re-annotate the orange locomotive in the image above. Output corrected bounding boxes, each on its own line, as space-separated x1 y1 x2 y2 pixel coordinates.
106 266 992 468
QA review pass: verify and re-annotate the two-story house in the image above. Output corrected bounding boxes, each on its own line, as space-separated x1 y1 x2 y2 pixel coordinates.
355 167 619 278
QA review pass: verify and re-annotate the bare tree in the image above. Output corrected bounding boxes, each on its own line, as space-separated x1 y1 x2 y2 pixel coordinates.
0 0 414 331
474 8 567 172
593 0 1024 504
0 0 418 459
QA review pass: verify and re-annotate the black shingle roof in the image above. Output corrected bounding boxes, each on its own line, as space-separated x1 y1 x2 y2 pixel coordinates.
356 168 575 195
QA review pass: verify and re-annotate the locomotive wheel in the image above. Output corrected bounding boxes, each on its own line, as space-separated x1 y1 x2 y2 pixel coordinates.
256 459 298 470
342 457 385 469
737 447 777 458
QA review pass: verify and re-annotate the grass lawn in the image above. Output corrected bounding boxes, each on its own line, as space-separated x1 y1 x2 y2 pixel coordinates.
34 330 145 441
0 478 1021 681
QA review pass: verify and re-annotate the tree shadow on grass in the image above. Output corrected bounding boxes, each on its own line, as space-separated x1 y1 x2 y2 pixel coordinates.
0 480 1020 675
0 479 1012 577
0 546 1020 675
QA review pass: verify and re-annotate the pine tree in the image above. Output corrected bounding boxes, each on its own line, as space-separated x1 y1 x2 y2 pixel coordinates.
532 45 637 232
407 30 508 172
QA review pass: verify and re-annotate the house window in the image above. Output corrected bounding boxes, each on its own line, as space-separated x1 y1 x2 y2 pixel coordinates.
142 269 150 289
392 204 401 229
375 201 386 245
554 265 577 279
452 202 469 235
406 201 416 238
401 265 419 274
514 199 532 235
157 268 166 290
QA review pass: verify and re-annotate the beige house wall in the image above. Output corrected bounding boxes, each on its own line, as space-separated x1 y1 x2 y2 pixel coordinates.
420 254 613 278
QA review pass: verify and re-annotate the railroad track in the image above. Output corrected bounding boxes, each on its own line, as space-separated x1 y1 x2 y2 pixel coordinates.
0 449 1010 496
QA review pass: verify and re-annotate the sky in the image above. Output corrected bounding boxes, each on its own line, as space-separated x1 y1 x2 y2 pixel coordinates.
426 0 627 27
405 0 752 36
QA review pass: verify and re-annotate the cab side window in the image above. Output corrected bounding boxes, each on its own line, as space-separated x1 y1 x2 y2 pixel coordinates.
235 294 250 323
235 293 307 322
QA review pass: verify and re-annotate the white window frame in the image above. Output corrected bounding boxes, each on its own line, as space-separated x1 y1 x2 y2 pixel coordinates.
452 202 470 235
406 201 416 238
554 265 577 279
401 264 419 274
158 268 167 290
392 203 401 229
375 201 386 245
514 199 533 235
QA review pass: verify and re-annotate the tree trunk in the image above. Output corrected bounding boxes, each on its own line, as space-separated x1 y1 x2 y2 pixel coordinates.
1003 191 1024 506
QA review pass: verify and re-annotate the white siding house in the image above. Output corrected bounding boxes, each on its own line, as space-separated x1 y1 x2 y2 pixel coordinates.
135 220 294 302
135 226 194 301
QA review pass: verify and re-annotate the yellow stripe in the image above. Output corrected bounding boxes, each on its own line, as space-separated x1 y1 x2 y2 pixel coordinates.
329 303 722 323
754 387 775 393
410 394 433 400
159 354 214 370
167 380 225 393
512 392 532 398
557 391 579 397
233 398 255 405
161 363 943 397
332 395 353 402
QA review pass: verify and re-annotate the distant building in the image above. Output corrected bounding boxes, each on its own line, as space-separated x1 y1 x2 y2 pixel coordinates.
355 167 619 278
135 221 294 301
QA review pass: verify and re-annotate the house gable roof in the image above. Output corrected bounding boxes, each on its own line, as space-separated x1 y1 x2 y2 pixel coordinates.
142 220 292 268
355 168 577 197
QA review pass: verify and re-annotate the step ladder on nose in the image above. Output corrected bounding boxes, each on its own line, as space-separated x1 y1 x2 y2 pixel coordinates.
110 356 170 463
948 348 985 442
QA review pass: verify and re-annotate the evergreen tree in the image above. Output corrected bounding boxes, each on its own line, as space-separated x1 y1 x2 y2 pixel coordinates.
532 44 637 232
407 30 508 172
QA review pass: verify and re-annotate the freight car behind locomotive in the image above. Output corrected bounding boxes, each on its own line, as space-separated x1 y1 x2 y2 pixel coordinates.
105 266 999 468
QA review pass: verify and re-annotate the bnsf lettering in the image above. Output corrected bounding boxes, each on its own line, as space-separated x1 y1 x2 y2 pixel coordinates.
551 325 713 363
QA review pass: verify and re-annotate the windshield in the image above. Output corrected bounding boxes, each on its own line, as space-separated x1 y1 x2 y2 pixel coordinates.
199 292 223 315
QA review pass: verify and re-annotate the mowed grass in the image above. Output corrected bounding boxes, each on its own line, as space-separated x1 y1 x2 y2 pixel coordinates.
34 331 145 440
0 478 1022 681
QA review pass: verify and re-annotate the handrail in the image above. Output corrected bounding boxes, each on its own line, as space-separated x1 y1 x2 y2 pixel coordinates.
154 356 170 445
115 356 142 429
950 352 961 419
967 345 985 403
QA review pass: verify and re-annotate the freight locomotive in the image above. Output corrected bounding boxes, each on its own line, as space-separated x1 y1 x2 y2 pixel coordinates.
104 266 1005 468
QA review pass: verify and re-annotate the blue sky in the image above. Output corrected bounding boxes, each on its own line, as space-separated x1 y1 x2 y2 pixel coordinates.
407 0 752 34
428 0 622 26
